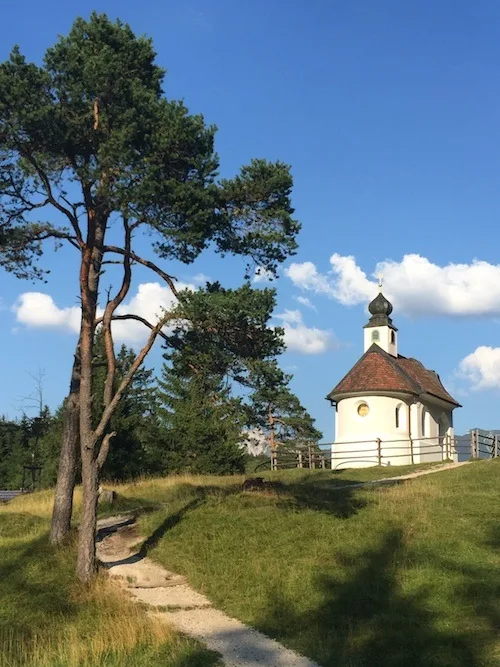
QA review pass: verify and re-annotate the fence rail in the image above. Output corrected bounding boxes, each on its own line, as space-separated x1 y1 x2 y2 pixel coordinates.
266 429 498 471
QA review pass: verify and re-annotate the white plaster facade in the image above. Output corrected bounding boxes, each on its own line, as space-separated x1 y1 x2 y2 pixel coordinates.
332 393 455 469
329 291 459 469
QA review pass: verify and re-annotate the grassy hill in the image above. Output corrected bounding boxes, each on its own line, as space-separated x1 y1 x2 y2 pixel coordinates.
114 461 500 667
1 461 498 666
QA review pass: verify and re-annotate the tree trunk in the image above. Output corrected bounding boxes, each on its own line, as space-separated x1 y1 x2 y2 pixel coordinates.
49 345 81 545
76 211 105 582
76 447 99 581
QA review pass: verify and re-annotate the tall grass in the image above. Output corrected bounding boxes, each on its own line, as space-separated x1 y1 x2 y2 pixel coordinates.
0 502 221 666
117 460 500 667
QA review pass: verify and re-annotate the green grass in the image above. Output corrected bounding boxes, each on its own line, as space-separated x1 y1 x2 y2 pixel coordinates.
0 499 222 666
114 461 500 667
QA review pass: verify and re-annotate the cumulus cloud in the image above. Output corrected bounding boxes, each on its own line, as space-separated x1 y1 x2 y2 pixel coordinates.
13 281 194 345
285 253 500 317
459 346 500 390
275 309 335 355
14 293 81 332
253 267 274 284
294 295 316 311
192 272 212 284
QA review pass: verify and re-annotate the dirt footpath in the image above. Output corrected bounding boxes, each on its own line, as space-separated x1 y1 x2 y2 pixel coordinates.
96 515 320 667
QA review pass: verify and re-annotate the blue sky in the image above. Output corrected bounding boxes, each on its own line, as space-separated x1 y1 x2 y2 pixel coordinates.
2 1 500 438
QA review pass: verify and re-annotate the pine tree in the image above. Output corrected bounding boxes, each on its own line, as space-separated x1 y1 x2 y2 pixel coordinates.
1 13 299 579
158 360 245 475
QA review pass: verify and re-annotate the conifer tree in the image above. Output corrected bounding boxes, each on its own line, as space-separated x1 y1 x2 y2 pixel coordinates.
0 14 299 580
158 361 245 475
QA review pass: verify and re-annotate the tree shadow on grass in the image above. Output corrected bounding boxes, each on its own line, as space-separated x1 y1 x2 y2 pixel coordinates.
0 528 78 640
255 528 484 667
126 480 368 564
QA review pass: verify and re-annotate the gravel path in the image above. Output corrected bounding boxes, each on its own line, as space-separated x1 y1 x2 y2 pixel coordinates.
96 515 320 667
330 460 471 491
96 461 471 667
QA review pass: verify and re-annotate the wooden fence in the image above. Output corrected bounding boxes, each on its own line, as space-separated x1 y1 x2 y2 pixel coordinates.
266 430 499 471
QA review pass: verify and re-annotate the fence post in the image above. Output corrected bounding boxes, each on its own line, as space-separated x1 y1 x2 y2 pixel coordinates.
410 437 414 465
470 430 475 458
298 451 303 468
321 455 325 469
308 443 313 469
376 438 382 466
494 435 499 459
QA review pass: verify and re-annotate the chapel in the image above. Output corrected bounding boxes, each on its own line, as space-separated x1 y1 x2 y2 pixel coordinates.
327 288 461 468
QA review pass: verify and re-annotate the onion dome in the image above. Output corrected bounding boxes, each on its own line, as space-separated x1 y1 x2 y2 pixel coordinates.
364 291 395 328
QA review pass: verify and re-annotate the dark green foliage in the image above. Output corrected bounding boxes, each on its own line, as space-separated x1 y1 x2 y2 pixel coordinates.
0 412 56 489
157 284 321 472
0 12 299 278
247 359 322 444
158 362 245 475
169 282 284 383
0 417 26 488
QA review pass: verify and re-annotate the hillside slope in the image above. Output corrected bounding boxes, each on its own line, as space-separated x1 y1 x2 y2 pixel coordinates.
117 461 500 667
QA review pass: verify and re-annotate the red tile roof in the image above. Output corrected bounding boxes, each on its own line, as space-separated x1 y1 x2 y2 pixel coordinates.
327 344 460 407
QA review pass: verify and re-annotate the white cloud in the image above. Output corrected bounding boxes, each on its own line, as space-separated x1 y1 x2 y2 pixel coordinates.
286 253 500 317
253 267 274 284
459 346 500 390
294 295 316 311
275 309 335 355
192 273 212 285
13 281 194 345
13 293 81 332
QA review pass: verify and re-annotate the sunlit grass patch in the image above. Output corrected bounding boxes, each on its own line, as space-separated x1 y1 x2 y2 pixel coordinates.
119 459 500 667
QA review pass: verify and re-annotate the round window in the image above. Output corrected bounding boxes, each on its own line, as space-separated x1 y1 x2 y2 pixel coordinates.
357 403 369 417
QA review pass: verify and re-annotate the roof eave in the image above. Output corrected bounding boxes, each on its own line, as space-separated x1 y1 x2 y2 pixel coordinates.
419 391 462 409
326 389 417 405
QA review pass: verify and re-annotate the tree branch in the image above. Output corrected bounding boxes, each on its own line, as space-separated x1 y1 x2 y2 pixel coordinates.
101 218 132 409
102 246 179 298
93 310 177 442
96 431 116 470
17 148 84 248
94 313 172 343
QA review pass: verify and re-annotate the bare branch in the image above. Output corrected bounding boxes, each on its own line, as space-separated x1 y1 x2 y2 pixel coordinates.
103 245 179 298
94 310 177 442
17 148 84 247
94 313 172 342
96 431 116 470
101 218 132 409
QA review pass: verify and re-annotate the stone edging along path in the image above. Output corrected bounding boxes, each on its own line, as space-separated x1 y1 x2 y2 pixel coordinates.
96 461 471 667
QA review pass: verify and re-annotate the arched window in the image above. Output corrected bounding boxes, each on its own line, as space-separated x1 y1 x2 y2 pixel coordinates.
395 404 401 428
391 330 396 344
421 408 427 436
372 330 380 342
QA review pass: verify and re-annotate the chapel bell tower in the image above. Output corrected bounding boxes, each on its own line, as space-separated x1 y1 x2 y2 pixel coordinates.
363 285 398 357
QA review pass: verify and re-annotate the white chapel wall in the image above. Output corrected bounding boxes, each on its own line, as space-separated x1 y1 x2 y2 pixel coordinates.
332 395 456 468
333 395 413 468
